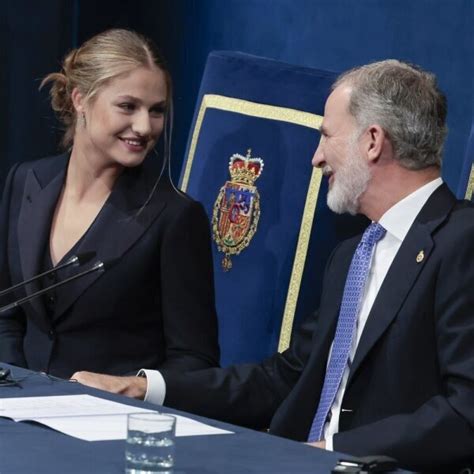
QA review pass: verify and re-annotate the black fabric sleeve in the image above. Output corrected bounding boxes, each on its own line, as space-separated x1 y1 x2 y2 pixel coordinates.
158 199 220 371
161 310 317 430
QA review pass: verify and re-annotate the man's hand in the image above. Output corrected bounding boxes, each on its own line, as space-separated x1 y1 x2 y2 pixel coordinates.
306 440 326 449
71 371 147 400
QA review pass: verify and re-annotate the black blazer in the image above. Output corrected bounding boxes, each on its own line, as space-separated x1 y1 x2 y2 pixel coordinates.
162 184 474 472
0 154 219 378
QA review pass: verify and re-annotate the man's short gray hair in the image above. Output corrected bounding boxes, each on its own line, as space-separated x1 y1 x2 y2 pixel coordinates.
334 60 447 170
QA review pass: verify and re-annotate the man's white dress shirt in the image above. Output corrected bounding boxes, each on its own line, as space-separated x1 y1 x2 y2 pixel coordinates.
324 177 442 449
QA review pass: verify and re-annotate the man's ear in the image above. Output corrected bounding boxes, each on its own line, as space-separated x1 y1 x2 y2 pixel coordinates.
363 124 386 163
71 87 85 114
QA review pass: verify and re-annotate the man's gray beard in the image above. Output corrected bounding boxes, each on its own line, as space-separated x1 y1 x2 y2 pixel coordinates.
326 147 371 215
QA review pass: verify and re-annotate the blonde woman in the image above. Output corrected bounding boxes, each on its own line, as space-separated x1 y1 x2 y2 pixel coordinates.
0 29 219 379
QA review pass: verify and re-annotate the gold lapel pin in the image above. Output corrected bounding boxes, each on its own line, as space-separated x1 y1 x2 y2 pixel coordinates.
416 250 425 263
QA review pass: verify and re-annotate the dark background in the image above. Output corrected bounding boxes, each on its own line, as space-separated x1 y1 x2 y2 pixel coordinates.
2 0 472 194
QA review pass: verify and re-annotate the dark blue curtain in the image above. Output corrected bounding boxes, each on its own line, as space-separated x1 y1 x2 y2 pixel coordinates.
2 0 472 193
1 1 72 188
138 0 473 191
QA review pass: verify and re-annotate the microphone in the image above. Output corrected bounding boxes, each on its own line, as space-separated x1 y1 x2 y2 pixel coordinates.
0 258 117 314
0 252 96 299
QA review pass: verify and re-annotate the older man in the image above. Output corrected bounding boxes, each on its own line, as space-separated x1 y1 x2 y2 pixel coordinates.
75 60 474 471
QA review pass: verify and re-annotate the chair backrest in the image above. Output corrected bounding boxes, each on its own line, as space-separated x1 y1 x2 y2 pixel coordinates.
457 122 474 201
180 51 367 366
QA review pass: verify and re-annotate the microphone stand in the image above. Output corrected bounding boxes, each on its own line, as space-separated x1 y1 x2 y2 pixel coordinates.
0 259 115 314
0 252 96 299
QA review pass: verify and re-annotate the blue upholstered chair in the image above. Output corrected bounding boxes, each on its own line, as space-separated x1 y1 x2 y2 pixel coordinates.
457 122 474 201
180 51 367 366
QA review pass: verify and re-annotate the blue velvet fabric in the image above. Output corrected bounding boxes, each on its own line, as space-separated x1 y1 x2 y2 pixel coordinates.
180 52 367 366
457 121 474 201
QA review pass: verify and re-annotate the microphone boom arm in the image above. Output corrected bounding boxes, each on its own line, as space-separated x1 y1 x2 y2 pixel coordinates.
0 252 96 299
0 260 105 314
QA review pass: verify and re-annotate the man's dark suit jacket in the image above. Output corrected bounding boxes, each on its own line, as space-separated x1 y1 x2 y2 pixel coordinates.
0 154 219 378
162 184 474 471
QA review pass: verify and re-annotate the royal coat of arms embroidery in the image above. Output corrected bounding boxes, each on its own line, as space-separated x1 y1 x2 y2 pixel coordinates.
212 149 264 271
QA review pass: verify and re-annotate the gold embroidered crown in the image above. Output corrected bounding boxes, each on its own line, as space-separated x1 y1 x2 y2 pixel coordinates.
228 149 264 185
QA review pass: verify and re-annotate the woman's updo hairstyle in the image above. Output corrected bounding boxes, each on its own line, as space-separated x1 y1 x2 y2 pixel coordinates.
41 29 171 148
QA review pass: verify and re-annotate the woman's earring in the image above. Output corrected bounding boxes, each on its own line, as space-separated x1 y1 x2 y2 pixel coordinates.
81 112 86 127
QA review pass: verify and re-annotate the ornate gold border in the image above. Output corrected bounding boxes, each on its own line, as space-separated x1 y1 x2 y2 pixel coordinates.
465 164 474 201
181 94 323 352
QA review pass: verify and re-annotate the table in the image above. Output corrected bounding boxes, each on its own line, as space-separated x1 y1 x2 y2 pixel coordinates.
0 364 393 474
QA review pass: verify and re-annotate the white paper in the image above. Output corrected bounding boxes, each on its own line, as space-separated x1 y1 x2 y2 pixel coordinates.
0 394 151 419
173 414 233 437
38 414 232 441
0 394 232 441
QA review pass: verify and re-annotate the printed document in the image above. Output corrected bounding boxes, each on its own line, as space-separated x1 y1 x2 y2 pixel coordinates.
0 394 233 441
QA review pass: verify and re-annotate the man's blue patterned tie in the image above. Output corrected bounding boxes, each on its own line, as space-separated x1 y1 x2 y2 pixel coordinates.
307 222 386 442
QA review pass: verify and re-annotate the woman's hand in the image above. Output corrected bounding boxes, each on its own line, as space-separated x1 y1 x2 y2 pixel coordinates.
71 371 147 399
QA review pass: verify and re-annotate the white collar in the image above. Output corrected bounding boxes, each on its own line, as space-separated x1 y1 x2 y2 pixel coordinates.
378 178 443 242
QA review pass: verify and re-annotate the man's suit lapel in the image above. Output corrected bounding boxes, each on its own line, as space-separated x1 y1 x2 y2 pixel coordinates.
348 184 457 385
17 156 68 326
52 165 166 321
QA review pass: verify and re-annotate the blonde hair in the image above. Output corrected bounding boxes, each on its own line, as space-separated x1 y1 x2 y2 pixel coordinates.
41 29 171 148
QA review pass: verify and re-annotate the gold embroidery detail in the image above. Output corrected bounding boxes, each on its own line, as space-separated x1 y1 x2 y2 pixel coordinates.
181 95 322 191
181 94 323 352
212 149 263 271
278 166 323 352
465 164 474 201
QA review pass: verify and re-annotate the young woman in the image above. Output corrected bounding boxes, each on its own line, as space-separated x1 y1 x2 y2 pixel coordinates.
0 29 219 379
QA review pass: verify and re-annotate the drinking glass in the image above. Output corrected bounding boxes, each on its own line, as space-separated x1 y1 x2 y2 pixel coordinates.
125 413 176 473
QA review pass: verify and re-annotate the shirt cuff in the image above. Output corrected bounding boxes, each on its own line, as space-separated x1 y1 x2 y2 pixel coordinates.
137 369 166 405
325 435 334 451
